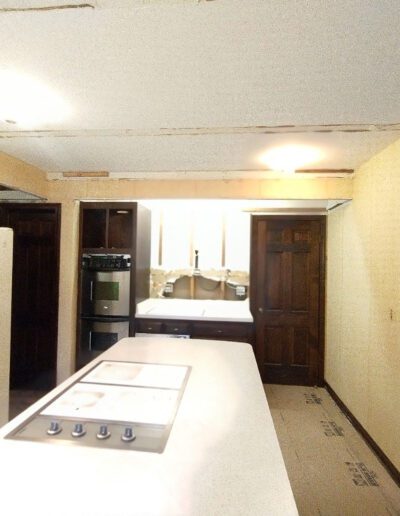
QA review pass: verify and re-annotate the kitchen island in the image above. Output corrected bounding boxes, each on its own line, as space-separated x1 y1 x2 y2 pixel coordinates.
0 337 297 516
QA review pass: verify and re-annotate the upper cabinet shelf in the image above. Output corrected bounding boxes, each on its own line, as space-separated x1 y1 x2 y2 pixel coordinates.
108 209 133 249
81 203 135 251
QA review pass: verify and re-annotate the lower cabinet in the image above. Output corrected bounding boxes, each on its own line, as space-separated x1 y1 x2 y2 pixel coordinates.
191 321 251 342
135 318 254 346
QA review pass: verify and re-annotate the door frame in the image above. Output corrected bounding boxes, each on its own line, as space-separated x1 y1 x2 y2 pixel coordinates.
250 215 326 386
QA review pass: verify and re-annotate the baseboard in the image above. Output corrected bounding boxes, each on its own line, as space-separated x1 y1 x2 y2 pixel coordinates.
325 381 400 488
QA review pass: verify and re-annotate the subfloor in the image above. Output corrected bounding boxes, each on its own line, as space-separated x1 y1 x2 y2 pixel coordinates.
265 384 400 516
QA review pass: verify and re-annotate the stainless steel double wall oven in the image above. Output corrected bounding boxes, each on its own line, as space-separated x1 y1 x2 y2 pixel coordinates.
80 254 131 354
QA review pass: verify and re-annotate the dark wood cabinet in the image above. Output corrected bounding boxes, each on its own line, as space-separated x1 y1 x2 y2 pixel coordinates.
136 320 164 334
192 321 251 343
108 208 133 249
135 317 254 346
164 321 191 335
76 202 151 369
81 203 137 252
81 208 107 249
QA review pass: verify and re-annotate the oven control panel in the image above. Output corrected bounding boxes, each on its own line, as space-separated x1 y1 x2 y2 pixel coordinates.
82 254 131 271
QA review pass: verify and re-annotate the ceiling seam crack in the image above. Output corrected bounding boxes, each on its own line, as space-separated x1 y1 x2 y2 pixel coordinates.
0 4 94 13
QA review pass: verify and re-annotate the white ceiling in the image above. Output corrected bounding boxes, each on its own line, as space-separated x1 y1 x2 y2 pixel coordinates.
0 0 399 179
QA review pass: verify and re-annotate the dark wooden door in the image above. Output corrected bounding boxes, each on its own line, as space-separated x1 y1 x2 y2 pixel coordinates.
250 216 325 386
1 204 61 389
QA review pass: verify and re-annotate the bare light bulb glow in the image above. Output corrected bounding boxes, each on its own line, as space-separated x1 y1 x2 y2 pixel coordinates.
0 69 71 127
259 145 323 173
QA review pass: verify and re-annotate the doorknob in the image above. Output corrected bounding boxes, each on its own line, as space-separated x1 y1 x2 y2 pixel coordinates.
258 307 263 313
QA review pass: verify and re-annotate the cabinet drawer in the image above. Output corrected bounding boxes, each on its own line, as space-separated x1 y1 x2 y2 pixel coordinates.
135 319 163 334
192 322 249 339
163 321 191 335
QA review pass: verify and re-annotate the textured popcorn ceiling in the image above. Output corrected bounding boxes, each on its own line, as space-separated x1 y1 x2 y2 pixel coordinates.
0 0 399 178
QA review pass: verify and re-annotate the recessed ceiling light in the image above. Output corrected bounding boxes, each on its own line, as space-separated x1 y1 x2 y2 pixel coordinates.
259 144 324 173
0 69 71 127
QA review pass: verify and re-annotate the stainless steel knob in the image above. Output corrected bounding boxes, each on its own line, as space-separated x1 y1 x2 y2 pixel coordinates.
96 424 111 440
71 423 86 438
121 426 136 443
47 421 62 436
258 307 263 313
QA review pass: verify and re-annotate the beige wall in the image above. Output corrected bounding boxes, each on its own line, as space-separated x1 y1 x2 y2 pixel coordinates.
0 152 48 198
326 138 400 471
48 176 353 201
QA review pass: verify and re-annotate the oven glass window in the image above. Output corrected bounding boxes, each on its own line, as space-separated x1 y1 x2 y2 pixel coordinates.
90 332 119 351
95 282 119 301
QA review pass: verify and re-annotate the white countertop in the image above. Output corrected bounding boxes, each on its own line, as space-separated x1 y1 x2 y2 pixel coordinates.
0 338 297 516
136 298 254 323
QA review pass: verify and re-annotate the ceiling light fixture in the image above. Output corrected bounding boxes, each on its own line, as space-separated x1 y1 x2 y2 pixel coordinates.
0 69 71 127
259 144 324 174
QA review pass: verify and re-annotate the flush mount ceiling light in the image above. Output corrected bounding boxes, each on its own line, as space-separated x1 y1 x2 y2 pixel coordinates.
259 144 324 174
0 69 71 127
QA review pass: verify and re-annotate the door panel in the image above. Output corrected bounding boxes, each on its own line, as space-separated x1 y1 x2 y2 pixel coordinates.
251 216 325 386
2 204 61 389
291 252 309 311
265 252 284 309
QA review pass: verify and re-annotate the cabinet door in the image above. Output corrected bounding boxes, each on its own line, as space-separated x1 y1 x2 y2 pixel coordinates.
135 319 164 334
163 321 191 335
192 321 251 343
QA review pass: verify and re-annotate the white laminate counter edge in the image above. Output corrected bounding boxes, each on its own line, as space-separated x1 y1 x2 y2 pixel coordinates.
136 298 254 323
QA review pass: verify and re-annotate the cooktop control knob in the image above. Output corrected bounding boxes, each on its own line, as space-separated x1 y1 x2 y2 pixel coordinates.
71 423 86 438
121 427 136 442
96 424 111 440
47 421 62 436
